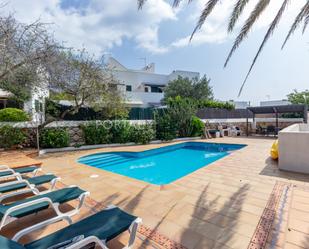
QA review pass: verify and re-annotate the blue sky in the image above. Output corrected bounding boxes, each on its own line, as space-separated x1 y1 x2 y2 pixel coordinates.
4 0 309 105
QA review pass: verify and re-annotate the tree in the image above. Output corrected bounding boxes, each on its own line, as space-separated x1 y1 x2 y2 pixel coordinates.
0 66 38 103
47 49 127 120
287 89 309 105
138 0 309 96
163 75 213 103
166 96 197 137
0 13 59 86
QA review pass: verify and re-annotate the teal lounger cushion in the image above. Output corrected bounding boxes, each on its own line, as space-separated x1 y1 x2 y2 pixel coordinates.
0 166 38 178
0 235 25 249
14 166 38 174
0 187 85 219
0 175 57 194
26 207 137 249
0 182 28 193
27 174 57 186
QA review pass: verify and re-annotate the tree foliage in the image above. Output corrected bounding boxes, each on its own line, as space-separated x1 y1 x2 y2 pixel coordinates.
47 49 127 119
163 75 213 103
0 66 37 102
138 0 309 96
287 89 309 105
0 14 59 84
0 125 26 149
166 96 198 137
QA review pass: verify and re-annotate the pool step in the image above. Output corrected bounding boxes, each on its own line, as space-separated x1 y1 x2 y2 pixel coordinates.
81 154 120 164
88 156 125 165
98 158 135 168
84 155 135 167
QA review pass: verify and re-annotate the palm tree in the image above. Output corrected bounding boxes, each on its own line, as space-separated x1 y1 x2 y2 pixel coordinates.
138 0 309 96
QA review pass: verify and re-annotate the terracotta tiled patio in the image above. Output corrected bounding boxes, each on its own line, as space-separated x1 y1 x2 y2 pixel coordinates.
2 137 309 249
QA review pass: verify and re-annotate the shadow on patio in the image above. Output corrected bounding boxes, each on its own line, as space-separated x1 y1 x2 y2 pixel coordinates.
260 157 309 183
180 183 250 248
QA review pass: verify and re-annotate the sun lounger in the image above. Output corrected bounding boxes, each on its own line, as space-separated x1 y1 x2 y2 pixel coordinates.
0 186 89 230
0 165 40 182
7 205 141 249
0 174 60 202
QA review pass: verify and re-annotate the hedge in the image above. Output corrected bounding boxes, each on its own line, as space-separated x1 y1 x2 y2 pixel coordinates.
0 108 29 122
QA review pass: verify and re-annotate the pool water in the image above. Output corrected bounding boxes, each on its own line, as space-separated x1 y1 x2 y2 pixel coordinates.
78 142 246 185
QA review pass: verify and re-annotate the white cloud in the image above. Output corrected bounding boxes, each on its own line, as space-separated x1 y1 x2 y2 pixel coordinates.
3 0 306 53
2 0 176 54
172 0 307 48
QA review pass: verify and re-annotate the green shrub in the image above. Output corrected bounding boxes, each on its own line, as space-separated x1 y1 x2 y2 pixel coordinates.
81 122 111 145
0 108 29 122
154 111 177 141
167 97 197 137
110 121 132 143
40 128 70 148
197 100 235 110
130 124 155 144
0 125 26 149
191 116 204 137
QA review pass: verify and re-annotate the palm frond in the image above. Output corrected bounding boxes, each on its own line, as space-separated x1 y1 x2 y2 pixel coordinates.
228 0 251 32
224 0 270 68
190 0 220 41
238 0 290 97
282 1 309 49
173 0 193 8
137 0 146 10
173 0 183 8
302 7 309 33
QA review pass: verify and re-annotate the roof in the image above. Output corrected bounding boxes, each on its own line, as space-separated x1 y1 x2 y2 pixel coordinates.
247 104 307 114
142 82 166 87
0 89 13 99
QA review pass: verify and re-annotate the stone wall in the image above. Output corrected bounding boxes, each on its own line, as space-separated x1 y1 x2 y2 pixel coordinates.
67 126 84 146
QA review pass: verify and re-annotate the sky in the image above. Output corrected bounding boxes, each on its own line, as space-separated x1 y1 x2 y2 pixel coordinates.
2 0 309 105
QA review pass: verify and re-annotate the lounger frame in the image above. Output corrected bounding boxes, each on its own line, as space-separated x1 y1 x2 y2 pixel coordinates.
0 165 40 182
0 174 61 203
0 186 89 230
13 205 142 249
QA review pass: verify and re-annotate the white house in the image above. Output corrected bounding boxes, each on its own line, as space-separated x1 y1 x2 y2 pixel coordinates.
0 85 49 123
107 57 200 108
260 100 291 106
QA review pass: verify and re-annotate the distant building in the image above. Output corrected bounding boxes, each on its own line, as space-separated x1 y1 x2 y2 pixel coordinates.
229 100 250 109
260 100 291 106
107 57 200 108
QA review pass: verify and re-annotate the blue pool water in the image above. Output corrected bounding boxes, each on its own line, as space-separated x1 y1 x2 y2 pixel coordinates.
78 142 246 185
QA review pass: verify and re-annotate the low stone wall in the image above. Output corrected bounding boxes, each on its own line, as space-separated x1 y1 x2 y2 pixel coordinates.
67 126 84 146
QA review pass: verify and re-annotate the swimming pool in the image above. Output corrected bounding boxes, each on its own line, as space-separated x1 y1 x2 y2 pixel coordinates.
78 142 246 185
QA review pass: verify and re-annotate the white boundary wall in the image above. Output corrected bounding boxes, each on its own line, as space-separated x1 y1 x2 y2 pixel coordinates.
279 124 309 173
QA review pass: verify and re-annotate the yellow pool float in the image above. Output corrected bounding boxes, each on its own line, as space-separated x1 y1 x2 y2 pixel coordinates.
270 140 279 160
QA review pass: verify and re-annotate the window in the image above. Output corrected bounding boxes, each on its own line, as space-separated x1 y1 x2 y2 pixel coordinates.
144 87 149 92
126 85 132 92
151 86 163 93
34 100 40 112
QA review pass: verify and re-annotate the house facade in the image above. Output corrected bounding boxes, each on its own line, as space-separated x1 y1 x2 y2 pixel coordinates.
107 57 200 107
0 85 49 123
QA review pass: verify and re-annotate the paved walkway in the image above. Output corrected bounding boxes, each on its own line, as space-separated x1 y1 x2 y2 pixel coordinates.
2 137 309 249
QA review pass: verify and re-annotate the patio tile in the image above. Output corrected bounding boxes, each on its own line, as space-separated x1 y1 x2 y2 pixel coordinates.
8 137 309 249
285 229 309 248
171 228 203 249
